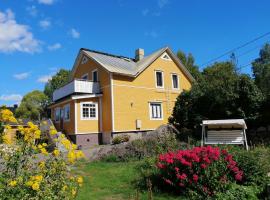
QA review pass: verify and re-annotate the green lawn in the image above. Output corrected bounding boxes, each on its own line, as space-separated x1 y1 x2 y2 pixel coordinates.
74 161 179 200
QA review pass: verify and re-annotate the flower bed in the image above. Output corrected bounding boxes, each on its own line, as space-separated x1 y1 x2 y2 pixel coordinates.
156 146 243 197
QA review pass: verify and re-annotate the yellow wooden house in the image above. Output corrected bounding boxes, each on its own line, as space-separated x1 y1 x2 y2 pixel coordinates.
50 47 194 148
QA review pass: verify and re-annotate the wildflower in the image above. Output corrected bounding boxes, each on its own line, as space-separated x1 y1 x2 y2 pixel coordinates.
50 128 57 135
193 174 199 182
77 176 83 187
53 149 60 157
62 185 68 191
38 161 45 169
40 147 49 156
32 182 40 191
72 188 77 197
2 134 12 144
8 180 17 187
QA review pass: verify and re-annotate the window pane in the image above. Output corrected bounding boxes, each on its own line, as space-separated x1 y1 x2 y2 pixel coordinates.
173 75 178 88
93 71 98 82
150 103 162 119
156 72 163 87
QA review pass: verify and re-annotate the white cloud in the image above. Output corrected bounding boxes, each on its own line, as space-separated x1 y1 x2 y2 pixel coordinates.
37 75 52 83
38 0 55 5
13 72 30 80
158 0 169 8
0 94 22 102
70 28 80 39
0 9 41 53
26 5 38 17
47 43 61 51
142 9 149 16
39 19 51 29
145 30 159 38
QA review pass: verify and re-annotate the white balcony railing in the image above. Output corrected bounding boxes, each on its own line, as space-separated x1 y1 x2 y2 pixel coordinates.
53 79 100 101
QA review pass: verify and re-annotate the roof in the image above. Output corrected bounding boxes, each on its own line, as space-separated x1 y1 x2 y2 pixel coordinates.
71 47 195 82
202 119 247 129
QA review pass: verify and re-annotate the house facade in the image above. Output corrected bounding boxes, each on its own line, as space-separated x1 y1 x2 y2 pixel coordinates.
49 47 194 148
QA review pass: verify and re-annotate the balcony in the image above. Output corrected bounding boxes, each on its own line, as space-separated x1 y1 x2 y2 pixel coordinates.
53 79 101 101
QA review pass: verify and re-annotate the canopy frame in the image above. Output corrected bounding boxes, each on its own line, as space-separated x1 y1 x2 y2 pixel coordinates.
201 119 249 151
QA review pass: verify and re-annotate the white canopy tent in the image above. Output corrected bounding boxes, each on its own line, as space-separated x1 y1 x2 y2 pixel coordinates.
201 119 249 150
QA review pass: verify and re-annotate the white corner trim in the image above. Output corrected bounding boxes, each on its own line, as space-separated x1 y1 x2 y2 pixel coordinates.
74 100 77 134
110 73 115 132
154 70 164 89
99 97 103 132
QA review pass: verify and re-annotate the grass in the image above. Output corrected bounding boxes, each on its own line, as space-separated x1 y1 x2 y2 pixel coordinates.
73 160 179 200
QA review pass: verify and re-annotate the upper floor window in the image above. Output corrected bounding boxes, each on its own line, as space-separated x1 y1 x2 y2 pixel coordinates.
149 102 163 120
171 74 179 89
81 102 98 120
92 69 98 82
64 104 70 121
155 70 164 88
81 73 88 80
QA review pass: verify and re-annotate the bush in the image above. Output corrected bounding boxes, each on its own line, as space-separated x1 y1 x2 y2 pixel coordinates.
0 109 85 199
155 146 243 197
231 147 270 190
112 135 130 145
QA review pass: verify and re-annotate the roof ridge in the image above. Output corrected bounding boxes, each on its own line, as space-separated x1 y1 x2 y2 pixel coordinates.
80 48 135 61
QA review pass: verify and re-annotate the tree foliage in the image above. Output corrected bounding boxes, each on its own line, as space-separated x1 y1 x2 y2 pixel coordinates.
15 90 49 120
44 69 71 101
169 62 263 130
177 50 202 81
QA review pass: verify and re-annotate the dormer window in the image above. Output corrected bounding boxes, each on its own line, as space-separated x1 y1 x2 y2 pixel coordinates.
155 70 164 88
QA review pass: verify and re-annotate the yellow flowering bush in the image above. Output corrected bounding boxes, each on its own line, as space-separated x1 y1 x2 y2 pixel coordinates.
0 110 85 199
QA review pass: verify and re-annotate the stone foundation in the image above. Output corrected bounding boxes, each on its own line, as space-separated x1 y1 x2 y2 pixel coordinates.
69 133 101 149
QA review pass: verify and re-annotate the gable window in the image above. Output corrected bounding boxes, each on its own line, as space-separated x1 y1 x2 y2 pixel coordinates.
155 70 164 88
161 52 172 61
92 69 98 82
64 104 70 121
171 74 179 89
81 102 98 120
149 102 163 120
55 108 61 122
81 56 88 64
81 73 88 80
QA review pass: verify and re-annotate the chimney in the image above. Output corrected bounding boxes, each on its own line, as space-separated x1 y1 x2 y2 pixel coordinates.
135 48 144 61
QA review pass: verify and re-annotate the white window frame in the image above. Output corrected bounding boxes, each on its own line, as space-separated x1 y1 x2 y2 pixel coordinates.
63 104 70 122
149 102 163 120
80 102 98 120
161 52 172 61
81 73 88 80
155 70 164 89
92 69 98 82
171 73 180 90
55 107 61 123
81 56 88 64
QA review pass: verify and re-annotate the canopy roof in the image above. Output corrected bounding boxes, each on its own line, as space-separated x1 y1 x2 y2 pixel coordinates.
202 119 247 129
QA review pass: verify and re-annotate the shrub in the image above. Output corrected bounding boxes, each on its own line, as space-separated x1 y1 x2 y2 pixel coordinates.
0 109 85 199
155 146 243 197
231 147 270 189
112 135 130 145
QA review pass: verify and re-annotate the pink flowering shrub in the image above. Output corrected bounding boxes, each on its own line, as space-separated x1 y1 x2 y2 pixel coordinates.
156 146 243 197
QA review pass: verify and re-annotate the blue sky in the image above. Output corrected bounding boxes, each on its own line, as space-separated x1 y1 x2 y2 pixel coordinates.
1 0 270 106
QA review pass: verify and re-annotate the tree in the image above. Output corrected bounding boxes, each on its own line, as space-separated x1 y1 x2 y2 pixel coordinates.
252 43 270 96
15 90 49 120
177 50 202 81
44 69 71 101
169 62 263 132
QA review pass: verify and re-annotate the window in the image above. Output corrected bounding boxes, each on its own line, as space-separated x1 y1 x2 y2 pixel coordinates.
81 102 98 120
64 104 70 121
161 53 171 61
81 73 88 80
81 56 88 64
155 71 164 88
92 70 98 82
149 102 163 120
55 108 61 122
172 74 179 89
